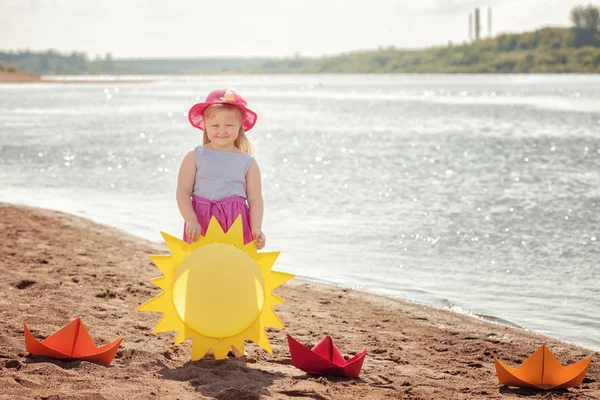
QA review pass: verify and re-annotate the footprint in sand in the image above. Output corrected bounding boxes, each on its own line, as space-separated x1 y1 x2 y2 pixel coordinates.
15 280 36 289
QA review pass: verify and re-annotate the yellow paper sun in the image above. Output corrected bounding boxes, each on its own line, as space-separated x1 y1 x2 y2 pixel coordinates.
137 216 294 360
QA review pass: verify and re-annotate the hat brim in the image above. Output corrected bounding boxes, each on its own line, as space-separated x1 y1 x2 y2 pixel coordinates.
188 101 257 132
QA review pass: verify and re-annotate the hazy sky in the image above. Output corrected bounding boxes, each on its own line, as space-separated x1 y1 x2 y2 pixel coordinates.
0 0 595 58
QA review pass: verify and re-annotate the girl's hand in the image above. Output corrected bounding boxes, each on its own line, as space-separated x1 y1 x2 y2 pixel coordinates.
252 229 266 250
186 220 202 242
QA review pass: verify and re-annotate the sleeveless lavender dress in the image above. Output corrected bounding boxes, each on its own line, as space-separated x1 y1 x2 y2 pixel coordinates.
183 146 254 244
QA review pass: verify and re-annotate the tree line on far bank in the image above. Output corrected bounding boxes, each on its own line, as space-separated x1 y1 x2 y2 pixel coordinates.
1 4 599 75
255 4 600 73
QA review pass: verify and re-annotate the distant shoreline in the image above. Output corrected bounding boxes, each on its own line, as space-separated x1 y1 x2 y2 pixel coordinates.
3 69 600 85
0 71 158 84
2 71 599 86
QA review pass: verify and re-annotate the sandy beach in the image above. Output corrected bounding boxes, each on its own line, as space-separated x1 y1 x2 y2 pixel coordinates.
0 70 42 83
0 71 156 84
0 202 597 400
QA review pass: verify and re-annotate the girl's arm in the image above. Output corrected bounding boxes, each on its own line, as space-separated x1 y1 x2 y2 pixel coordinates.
246 159 264 240
176 149 198 223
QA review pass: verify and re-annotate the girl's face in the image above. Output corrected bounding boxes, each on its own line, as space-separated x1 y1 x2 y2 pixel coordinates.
204 107 242 148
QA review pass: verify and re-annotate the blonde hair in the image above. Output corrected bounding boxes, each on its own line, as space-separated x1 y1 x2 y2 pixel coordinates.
202 104 253 154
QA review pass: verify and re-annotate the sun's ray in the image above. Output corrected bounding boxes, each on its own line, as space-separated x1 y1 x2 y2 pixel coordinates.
211 338 232 360
221 215 245 248
241 241 258 257
228 214 244 234
260 307 285 329
136 292 170 313
148 255 176 277
265 271 295 292
174 328 193 345
229 335 246 356
243 322 273 354
255 328 273 353
138 217 294 361
154 311 185 334
149 277 168 291
160 232 190 265
202 216 227 243
270 293 284 305
255 252 279 271
190 334 211 361
243 323 262 348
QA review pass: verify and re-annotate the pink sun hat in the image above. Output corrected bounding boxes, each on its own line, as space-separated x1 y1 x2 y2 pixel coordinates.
188 88 258 132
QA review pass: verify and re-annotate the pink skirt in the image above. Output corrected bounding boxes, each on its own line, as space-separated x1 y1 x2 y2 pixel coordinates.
183 195 253 245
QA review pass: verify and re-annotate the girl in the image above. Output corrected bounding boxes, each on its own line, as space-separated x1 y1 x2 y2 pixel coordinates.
176 88 266 357
177 88 265 249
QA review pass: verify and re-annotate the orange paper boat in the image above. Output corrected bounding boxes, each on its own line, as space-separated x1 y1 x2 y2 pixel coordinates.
24 318 122 366
494 345 592 390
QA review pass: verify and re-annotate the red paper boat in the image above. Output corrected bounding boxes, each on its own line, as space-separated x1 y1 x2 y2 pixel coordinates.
24 318 122 366
287 334 367 378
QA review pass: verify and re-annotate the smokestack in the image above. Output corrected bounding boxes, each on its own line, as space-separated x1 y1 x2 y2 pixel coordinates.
474 8 480 41
469 13 473 42
488 7 492 37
